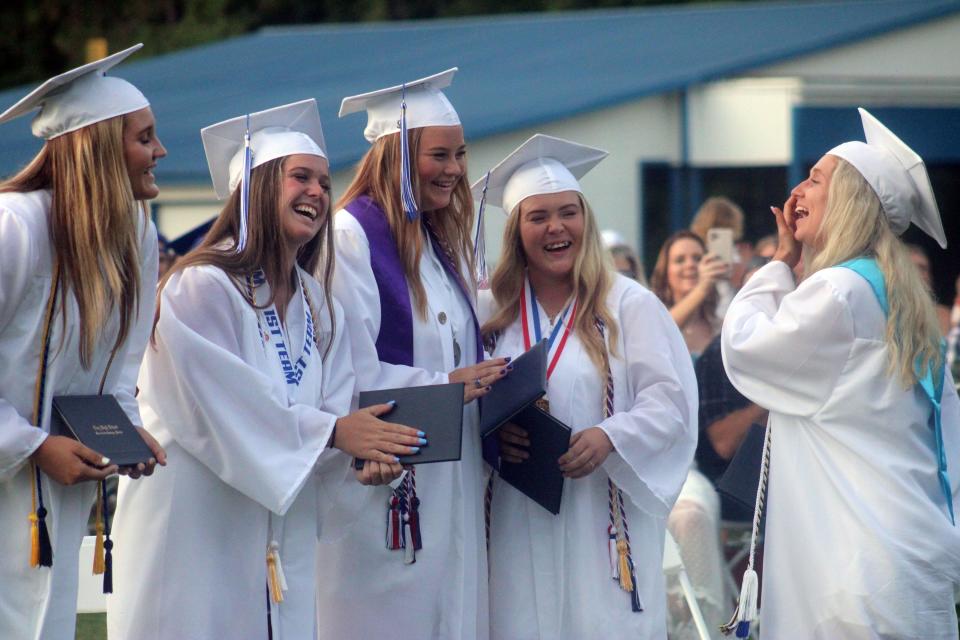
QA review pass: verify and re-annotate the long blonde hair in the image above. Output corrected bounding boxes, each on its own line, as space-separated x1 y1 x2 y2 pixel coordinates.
335 128 475 318
155 157 336 357
0 116 142 369
481 194 618 373
807 158 941 387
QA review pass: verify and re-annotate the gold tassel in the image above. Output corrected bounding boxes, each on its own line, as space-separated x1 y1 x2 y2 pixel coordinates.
267 552 284 604
29 512 39 568
617 539 633 592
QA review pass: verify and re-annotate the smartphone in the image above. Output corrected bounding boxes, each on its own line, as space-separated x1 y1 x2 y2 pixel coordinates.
706 227 734 265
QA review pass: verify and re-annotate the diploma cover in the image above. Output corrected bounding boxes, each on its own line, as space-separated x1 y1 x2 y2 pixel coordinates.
499 404 571 514
50 395 153 468
359 382 465 465
479 339 548 437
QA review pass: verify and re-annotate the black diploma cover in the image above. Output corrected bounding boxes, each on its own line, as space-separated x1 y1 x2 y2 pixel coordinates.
479 339 548 437
50 395 153 468
358 382 465 465
716 423 766 511
499 404 571 514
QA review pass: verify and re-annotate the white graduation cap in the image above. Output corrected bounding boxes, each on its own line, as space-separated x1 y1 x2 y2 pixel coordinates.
0 43 148 140
338 68 460 142
200 99 327 200
829 108 946 248
471 134 609 216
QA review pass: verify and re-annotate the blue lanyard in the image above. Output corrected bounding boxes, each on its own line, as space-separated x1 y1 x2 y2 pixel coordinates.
527 280 573 351
838 256 954 524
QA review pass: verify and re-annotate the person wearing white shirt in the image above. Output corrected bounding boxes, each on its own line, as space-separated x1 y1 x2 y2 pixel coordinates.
476 134 698 639
721 108 960 639
0 44 167 640
107 100 422 640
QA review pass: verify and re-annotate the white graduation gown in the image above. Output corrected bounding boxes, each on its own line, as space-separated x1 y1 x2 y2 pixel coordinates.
314 209 488 639
107 264 355 640
480 275 698 640
722 261 960 639
0 190 157 640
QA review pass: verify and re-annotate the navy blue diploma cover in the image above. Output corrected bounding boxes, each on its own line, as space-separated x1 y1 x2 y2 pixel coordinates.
499 404 571 514
479 339 547 437
50 395 153 468
358 382 465 465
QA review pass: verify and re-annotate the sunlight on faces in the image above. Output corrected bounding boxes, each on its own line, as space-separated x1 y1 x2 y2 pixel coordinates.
666 237 703 301
518 190 584 284
122 107 166 200
416 125 466 212
280 153 330 255
791 154 837 249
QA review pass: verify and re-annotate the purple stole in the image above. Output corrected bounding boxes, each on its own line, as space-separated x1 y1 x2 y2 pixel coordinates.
344 195 483 366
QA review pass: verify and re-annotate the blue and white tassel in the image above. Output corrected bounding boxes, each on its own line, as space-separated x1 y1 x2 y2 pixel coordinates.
473 171 491 289
237 113 253 252
720 424 771 638
399 83 419 222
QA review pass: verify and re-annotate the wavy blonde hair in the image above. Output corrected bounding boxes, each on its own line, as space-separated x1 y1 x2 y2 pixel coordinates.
481 193 617 374
155 157 336 357
0 116 142 369
335 128 475 318
806 157 941 388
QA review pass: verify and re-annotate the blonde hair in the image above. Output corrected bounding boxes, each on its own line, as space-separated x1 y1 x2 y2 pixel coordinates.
335 128 475 318
156 157 336 357
481 194 618 374
690 196 744 242
0 116 142 369
806 158 941 388
649 230 717 324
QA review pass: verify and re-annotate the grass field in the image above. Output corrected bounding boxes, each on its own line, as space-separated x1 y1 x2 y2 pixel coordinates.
76 613 105 640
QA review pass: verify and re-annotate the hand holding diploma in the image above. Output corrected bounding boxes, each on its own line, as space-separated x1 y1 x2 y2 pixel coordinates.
31 435 118 485
449 356 512 402
559 427 613 479
333 402 426 465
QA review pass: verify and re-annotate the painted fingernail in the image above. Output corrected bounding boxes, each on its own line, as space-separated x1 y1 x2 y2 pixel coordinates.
417 430 425 437
506 364 514 371
504 356 512 363
101 457 111 466
770 206 778 213
410 447 420 453
387 400 397 407
500 368 507 375
486 386 492 391
394 456 401 462
418 438 428 445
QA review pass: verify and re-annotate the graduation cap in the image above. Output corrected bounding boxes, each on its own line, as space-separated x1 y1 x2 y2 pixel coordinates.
829 108 946 248
339 68 461 222
201 99 327 200
0 43 148 140
168 218 215 256
471 133 608 217
201 99 326 252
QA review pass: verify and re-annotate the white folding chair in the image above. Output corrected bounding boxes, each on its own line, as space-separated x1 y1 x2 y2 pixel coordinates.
663 530 712 640
77 535 107 614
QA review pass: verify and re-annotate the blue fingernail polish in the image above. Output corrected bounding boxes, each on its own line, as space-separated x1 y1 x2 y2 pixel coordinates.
387 399 397 407
419 438 428 445
504 356 512 363
411 447 420 453
394 456 401 462
417 430 425 437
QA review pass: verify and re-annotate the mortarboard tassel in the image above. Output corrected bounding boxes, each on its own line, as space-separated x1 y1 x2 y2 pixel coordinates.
266 551 284 604
237 114 253 252
408 496 422 551
473 171 491 289
33 465 53 567
399 83 420 222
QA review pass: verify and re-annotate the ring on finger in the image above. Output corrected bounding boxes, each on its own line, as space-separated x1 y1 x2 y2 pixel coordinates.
474 377 483 388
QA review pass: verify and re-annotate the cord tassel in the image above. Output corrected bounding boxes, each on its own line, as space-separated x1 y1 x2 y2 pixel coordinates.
102 538 113 594
608 525 619 579
616 539 633 592
28 512 40 567
720 568 758 637
408 496 422 550
92 490 105 574
266 552 284 604
36 506 52 567
403 516 416 565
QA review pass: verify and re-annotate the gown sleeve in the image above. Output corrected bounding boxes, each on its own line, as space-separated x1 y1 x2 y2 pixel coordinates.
721 260 855 417
147 266 337 515
0 205 47 480
598 283 699 517
332 218 448 397
111 217 158 428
